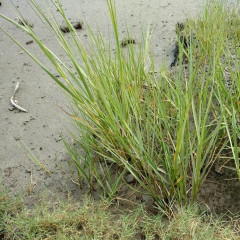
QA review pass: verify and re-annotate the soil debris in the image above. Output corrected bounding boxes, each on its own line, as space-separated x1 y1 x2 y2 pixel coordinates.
170 22 191 67
18 19 34 28
121 38 136 47
23 116 35 126
26 40 33 45
60 20 83 33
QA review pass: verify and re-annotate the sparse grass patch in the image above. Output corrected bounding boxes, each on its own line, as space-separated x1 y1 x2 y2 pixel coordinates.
0 189 239 239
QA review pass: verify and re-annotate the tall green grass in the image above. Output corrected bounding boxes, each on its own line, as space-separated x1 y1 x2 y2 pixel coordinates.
1 0 239 212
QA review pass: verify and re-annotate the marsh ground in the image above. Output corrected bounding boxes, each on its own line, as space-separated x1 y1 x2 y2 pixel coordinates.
0 0 203 203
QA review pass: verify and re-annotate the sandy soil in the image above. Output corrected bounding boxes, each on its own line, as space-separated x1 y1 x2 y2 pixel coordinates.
0 0 205 204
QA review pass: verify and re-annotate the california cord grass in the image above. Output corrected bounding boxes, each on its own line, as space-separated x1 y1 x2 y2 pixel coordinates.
1 0 239 212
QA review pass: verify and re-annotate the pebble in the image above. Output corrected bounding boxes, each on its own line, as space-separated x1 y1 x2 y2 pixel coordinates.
125 173 134 183
142 195 154 204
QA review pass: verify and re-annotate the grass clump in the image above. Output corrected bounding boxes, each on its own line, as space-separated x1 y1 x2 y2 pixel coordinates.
0 0 240 213
0 189 239 239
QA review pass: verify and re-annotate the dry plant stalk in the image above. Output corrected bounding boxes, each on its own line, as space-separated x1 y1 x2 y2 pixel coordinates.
10 82 27 112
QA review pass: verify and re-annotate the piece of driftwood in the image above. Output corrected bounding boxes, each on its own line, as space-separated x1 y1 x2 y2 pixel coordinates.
10 82 27 112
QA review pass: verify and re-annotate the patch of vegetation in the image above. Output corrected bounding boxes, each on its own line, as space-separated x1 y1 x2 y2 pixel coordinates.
0 0 240 214
0 189 238 239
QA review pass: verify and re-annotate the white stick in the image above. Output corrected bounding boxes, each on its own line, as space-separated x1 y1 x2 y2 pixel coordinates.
10 82 27 112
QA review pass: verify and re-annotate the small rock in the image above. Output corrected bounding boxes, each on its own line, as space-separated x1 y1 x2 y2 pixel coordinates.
125 173 134 183
26 40 33 45
142 195 154 204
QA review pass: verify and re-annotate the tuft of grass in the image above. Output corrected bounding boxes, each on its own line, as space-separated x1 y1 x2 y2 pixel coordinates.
0 0 240 212
0 189 239 240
